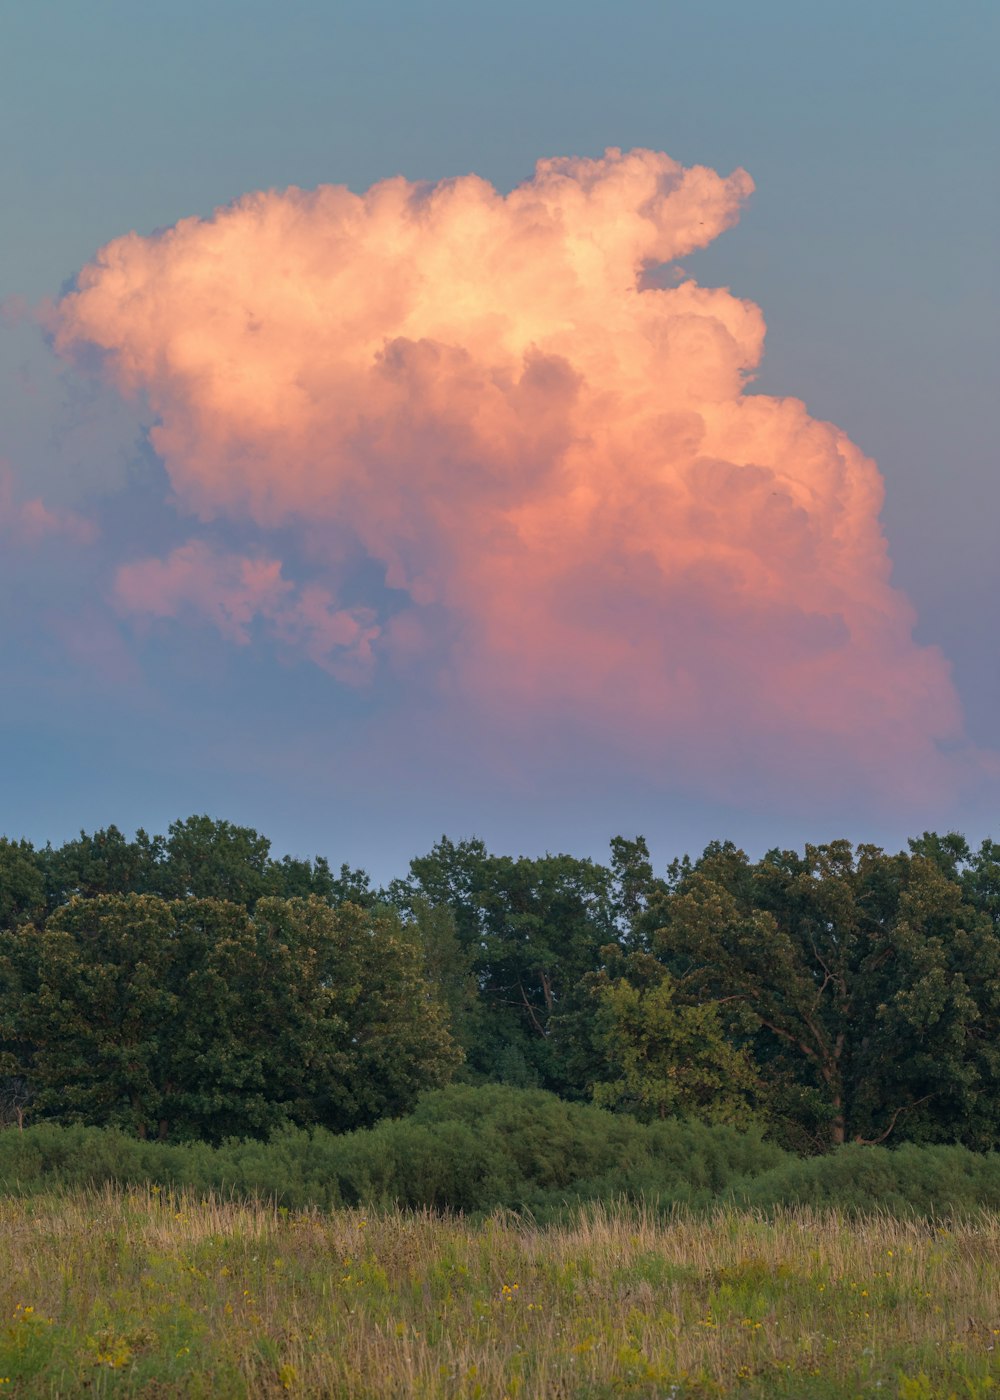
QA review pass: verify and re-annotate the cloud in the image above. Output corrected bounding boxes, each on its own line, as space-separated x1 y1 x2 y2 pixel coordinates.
50 147 965 802
115 541 378 681
0 465 96 545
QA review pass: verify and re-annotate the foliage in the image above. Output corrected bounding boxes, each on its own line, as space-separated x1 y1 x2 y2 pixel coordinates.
4 813 1000 1154
739 1139 1000 1215
8 1084 1000 1222
588 967 762 1126
0 838 44 930
399 837 618 1091
0 1085 780 1213
0 895 458 1142
648 840 1000 1149
395 897 479 1056
3 1071 1000 1282
29 816 358 921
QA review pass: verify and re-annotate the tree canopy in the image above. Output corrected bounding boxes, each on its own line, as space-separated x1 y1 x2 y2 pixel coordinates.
2 815 1000 1152
0 892 457 1142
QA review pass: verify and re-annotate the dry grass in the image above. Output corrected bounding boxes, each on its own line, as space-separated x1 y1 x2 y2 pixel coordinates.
1 1188 999 1396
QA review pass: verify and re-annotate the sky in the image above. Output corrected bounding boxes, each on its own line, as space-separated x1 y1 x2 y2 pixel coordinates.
1 0 997 879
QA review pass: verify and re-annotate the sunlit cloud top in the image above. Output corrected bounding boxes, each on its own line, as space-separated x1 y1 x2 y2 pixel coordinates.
49 148 965 805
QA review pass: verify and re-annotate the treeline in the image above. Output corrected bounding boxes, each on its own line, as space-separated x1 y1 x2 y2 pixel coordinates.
2 816 1000 1152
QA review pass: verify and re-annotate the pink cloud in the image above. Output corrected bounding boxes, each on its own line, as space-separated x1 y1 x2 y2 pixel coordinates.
52 147 966 801
0 466 96 545
115 540 378 681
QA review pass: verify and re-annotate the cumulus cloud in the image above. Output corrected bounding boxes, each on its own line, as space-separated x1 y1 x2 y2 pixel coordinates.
50 147 964 800
0 465 95 545
115 542 378 680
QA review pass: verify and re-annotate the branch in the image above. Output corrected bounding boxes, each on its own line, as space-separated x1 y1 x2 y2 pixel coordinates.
756 1017 819 1063
518 982 547 1038
809 936 835 1001
801 1010 833 1064
854 1093 937 1147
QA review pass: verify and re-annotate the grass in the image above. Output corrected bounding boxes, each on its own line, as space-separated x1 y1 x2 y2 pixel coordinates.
2 1189 1000 1397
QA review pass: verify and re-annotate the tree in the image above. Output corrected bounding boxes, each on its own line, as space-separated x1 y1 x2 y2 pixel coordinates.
0 895 180 1137
651 841 1000 1150
158 816 274 904
0 1072 30 1131
402 838 616 1091
0 894 460 1140
608 834 662 950
246 898 461 1132
398 898 478 1055
40 815 373 914
270 853 374 905
588 965 761 1126
40 825 163 909
0 838 44 929
961 838 1000 931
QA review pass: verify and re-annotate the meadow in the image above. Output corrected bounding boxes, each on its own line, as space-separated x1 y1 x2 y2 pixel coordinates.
2 1188 999 1398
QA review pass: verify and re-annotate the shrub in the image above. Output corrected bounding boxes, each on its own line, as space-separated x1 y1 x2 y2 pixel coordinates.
3 1085 1000 1219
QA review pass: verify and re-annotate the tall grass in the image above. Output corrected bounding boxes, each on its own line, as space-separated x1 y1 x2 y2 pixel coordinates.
1 1189 999 1396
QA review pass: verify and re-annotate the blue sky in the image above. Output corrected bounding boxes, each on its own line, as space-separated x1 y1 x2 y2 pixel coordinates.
1 1 997 878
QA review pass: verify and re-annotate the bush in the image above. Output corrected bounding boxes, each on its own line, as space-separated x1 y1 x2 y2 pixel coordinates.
736 1140 1000 1217
3 1085 999 1219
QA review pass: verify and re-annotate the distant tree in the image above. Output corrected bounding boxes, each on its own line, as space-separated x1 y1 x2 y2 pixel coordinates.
270 853 374 906
397 837 490 945
961 838 1000 931
0 894 459 1140
403 838 616 1091
907 830 971 880
651 841 1000 1150
398 898 478 1054
40 824 163 909
0 838 45 929
588 962 761 1127
157 816 274 904
38 815 370 914
608 834 662 949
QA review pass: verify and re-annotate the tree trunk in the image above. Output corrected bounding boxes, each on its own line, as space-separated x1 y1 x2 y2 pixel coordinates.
831 1095 846 1147
818 1039 846 1148
132 1092 147 1139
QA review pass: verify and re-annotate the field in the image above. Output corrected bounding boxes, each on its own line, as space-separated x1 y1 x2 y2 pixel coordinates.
1 1190 999 1397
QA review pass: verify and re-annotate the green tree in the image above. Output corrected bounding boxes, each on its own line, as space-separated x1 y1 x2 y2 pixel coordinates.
399 898 478 1054
588 966 761 1126
0 838 46 1129
270 853 374 905
0 894 459 1140
652 841 1000 1150
39 816 369 914
402 838 616 1091
608 834 663 950
0 837 45 929
247 898 461 1132
961 837 1000 931
0 895 179 1137
158 816 274 904
40 825 162 909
